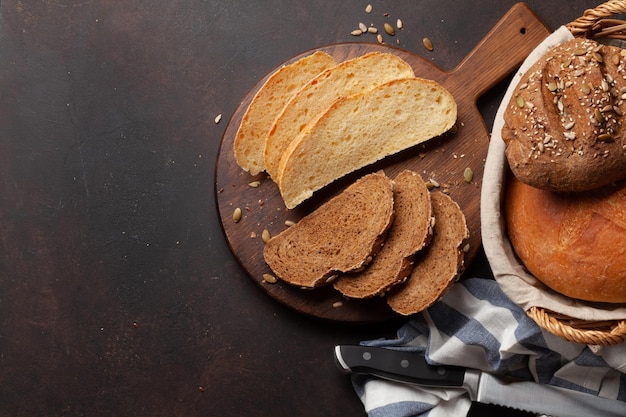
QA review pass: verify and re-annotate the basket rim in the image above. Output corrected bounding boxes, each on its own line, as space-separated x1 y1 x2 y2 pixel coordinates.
567 0 626 39
527 306 626 346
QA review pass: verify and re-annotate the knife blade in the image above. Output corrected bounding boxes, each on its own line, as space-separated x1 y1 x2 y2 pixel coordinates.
334 345 625 417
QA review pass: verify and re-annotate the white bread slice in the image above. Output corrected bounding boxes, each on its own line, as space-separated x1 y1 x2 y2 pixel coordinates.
233 51 336 175
264 52 415 179
277 77 457 209
387 192 469 316
333 170 434 298
263 172 394 289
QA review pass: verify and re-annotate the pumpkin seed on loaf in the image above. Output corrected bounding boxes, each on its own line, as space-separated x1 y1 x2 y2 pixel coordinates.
263 172 394 289
234 51 336 176
333 170 433 298
276 77 457 209
387 192 468 316
263 51 415 179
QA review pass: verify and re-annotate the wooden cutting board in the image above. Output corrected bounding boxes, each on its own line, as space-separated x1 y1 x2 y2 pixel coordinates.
215 3 551 323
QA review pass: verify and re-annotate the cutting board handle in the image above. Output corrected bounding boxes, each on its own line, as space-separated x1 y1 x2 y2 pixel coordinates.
448 2 551 99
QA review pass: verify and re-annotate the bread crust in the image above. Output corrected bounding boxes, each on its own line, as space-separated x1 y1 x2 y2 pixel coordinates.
502 38 626 192
504 175 626 303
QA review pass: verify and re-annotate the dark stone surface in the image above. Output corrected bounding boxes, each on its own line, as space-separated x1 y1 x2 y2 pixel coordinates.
0 1 604 415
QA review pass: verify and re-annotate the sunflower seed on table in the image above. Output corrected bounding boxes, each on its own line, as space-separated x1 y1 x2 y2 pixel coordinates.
423 37 433 51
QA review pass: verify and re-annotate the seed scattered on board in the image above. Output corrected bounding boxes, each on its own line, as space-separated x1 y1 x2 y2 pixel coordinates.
263 273 277 284
463 167 474 183
233 207 242 223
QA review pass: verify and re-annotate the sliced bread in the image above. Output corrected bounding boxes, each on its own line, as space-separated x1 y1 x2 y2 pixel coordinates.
263 172 394 288
333 170 433 298
233 51 336 175
387 192 468 316
276 77 457 209
264 52 415 179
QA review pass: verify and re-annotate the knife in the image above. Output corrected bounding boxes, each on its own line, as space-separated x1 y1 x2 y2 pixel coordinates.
334 345 624 417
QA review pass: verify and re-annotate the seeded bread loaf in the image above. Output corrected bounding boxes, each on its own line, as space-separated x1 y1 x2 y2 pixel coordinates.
502 37 626 192
233 51 336 176
264 52 415 179
263 172 394 289
504 175 626 303
387 192 469 316
276 77 457 209
333 170 433 298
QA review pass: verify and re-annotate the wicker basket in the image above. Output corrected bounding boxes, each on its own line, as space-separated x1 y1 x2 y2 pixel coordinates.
528 307 626 346
567 0 626 39
520 1 626 346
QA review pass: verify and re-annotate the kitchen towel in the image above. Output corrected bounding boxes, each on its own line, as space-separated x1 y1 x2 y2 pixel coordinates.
352 277 626 417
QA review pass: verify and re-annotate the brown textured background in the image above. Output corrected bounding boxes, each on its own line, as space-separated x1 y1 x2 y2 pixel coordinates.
0 1 606 416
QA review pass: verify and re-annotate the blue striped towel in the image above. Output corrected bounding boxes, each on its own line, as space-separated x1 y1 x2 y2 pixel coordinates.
351 278 626 417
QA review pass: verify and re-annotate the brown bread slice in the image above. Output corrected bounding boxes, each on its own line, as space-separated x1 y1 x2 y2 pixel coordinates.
333 170 433 298
264 52 415 179
233 51 336 176
263 172 394 289
387 192 469 316
276 77 457 209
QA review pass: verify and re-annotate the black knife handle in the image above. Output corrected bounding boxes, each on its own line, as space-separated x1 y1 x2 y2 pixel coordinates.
334 345 466 387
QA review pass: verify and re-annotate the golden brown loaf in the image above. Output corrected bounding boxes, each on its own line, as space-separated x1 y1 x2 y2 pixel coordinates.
504 175 626 303
233 51 336 175
263 172 394 289
387 192 469 316
502 37 626 192
332 170 433 298
277 77 457 209
263 52 415 179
